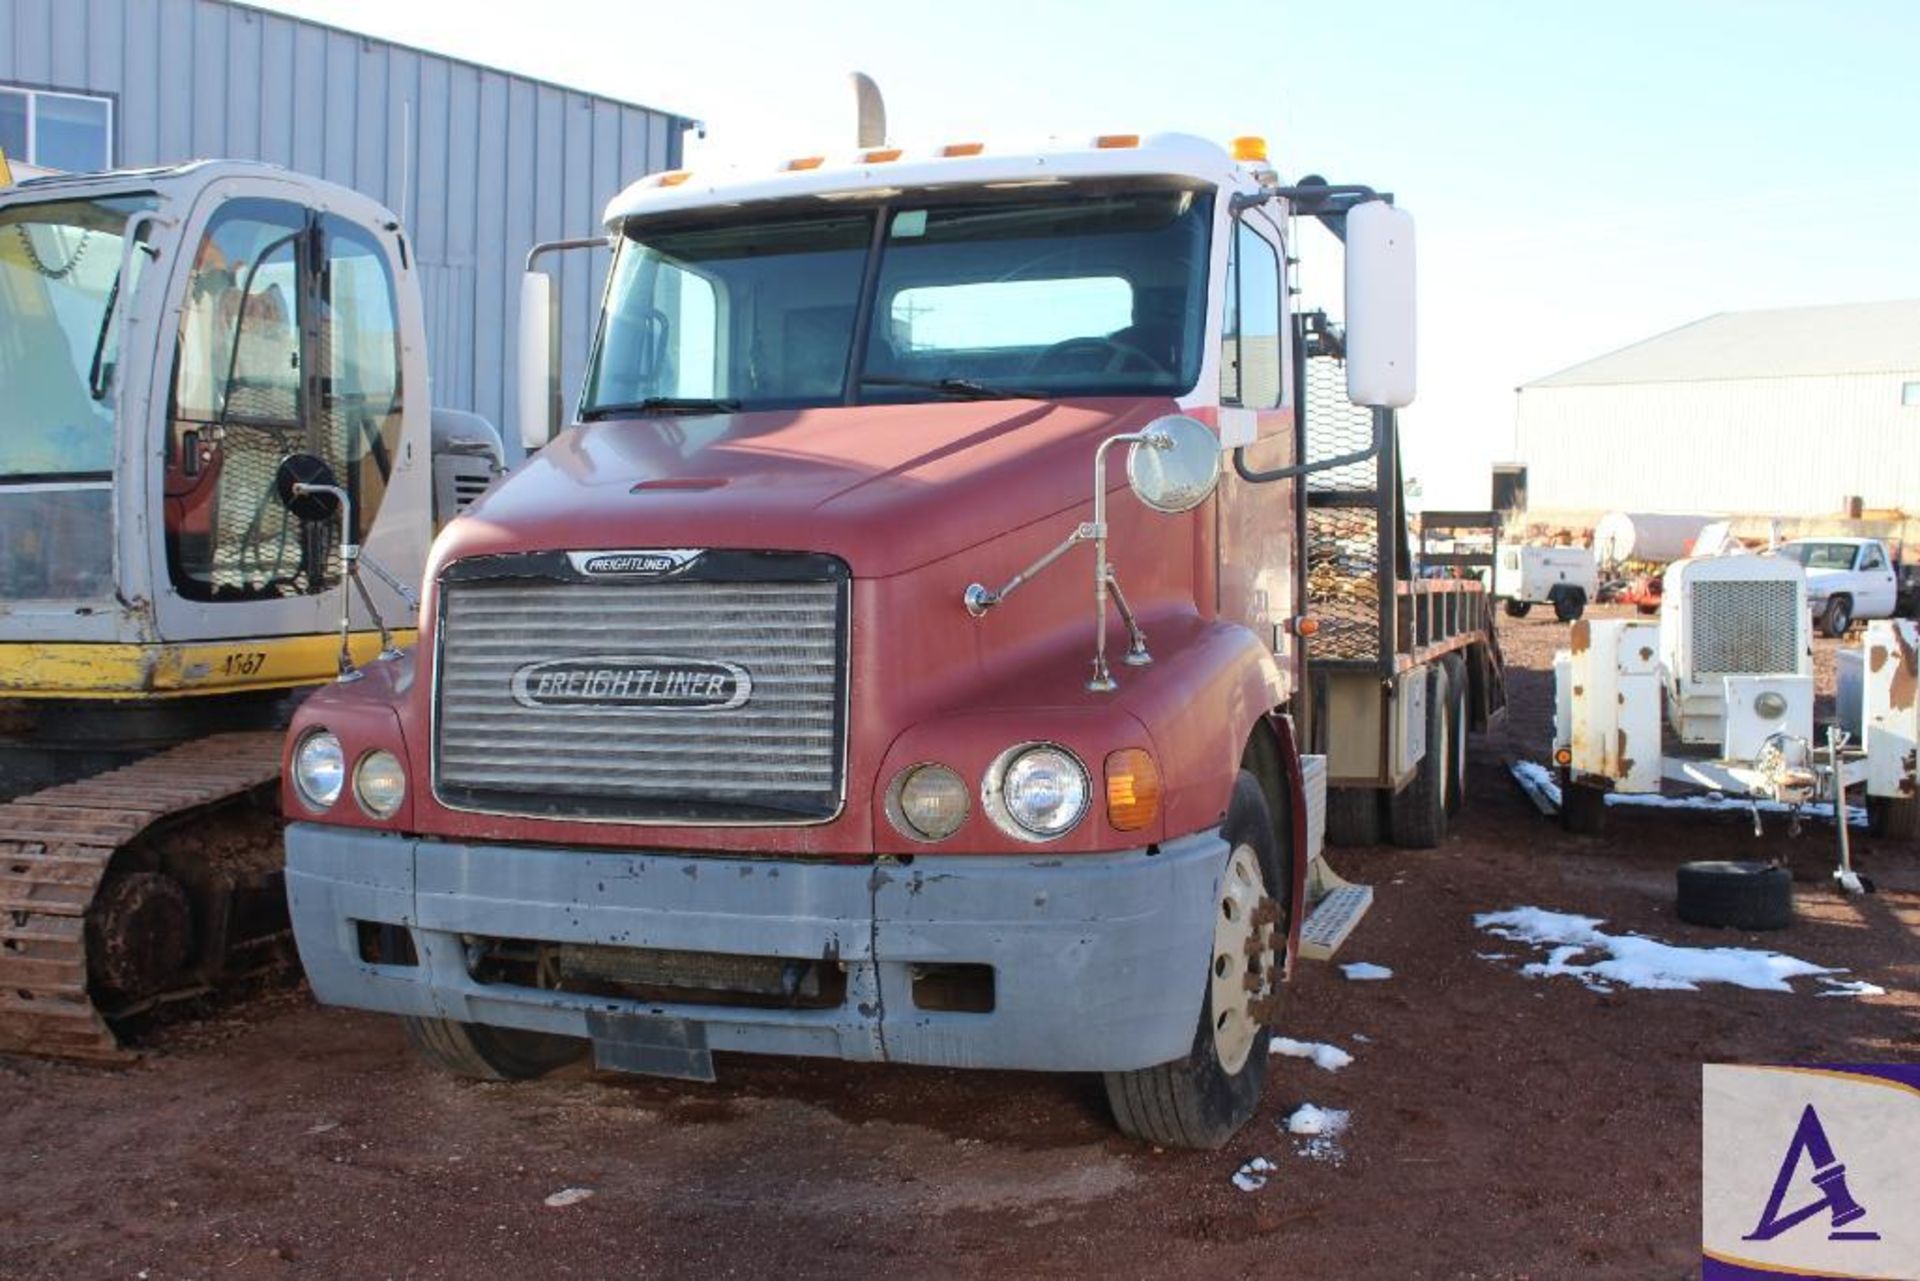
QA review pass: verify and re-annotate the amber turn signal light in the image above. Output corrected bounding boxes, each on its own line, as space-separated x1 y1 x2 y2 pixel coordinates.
1105 748 1163 832
1554 747 1573 766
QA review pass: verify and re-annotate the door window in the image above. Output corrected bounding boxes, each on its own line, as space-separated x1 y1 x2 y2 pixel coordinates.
166 199 313 600
1860 545 1885 571
319 214 404 548
1221 219 1284 408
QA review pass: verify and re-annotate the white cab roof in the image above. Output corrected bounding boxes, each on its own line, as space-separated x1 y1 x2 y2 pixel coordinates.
603 132 1257 226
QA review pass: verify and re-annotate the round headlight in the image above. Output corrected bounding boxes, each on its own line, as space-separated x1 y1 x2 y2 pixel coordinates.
354 749 408 819
991 745 1090 840
888 763 969 842
1753 690 1790 721
293 730 346 810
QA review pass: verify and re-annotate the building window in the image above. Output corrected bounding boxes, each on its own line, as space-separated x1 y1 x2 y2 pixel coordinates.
1902 381 1920 408
0 85 114 172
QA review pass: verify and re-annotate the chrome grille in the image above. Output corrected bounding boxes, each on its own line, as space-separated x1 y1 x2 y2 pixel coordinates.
434 554 848 822
1690 579 1799 675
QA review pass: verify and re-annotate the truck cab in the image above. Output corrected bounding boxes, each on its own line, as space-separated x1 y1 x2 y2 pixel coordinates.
1774 537 1902 636
281 133 1449 1147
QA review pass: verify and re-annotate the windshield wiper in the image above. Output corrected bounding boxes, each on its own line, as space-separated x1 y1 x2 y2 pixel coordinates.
580 396 742 421
87 266 125 401
860 375 1046 402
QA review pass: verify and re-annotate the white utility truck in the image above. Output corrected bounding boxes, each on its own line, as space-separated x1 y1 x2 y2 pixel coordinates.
1552 550 1919 842
1495 544 1597 621
1773 537 1908 637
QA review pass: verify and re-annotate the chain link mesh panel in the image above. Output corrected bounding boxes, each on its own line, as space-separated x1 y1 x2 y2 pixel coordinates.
1303 353 1383 661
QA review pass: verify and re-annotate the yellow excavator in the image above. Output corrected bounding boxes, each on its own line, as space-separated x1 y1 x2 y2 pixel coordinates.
0 157 502 1060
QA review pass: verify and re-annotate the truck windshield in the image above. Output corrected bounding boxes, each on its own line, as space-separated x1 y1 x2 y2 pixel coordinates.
0 192 156 600
582 188 1213 416
1779 542 1857 570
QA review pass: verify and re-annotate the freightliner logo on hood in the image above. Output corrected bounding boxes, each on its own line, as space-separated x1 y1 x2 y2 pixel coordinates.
568 549 703 577
510 656 752 712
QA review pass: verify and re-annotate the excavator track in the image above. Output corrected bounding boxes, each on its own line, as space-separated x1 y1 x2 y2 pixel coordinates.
0 731 285 1064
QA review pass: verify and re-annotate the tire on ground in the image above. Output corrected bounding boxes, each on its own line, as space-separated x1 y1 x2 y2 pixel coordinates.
1105 770 1285 1150
1389 662 1450 848
1440 652 1469 817
1675 860 1792 931
1551 588 1586 623
402 1015 588 1081
1868 794 1920 843
1324 786 1382 846
1820 595 1853 639
1503 599 1532 619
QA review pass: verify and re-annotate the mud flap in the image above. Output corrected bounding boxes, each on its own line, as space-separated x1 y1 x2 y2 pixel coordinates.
586 1010 716 1082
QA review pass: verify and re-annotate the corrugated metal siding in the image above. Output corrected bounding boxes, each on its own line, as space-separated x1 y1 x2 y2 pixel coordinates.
1514 372 1920 516
2 0 686 453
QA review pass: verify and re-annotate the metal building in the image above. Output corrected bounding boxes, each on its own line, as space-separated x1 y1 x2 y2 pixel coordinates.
1 0 693 447
1514 300 1920 518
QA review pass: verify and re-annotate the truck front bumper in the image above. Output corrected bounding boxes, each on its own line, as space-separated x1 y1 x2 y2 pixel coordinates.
285 825 1226 1075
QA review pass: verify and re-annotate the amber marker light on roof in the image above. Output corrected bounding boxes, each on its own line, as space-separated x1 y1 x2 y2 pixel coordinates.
785 156 826 171
1231 136 1270 163
1105 748 1163 833
1095 134 1141 149
940 142 984 157
656 170 691 187
861 147 903 163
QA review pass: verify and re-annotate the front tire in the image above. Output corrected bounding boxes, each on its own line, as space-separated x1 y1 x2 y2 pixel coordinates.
1503 599 1532 619
1104 770 1285 1150
402 1016 587 1081
1820 595 1853 638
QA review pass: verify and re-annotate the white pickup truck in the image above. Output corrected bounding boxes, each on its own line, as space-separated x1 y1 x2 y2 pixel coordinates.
1774 537 1910 637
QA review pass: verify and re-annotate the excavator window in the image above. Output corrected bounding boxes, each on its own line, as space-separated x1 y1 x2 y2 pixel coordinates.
165 200 404 603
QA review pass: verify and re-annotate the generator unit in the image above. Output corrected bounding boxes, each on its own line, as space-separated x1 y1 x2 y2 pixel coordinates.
1657 553 1811 752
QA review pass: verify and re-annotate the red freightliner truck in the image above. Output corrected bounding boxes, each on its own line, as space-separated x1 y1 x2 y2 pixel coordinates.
283 133 1503 1147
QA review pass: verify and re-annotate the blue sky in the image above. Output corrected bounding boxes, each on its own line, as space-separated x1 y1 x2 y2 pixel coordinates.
262 0 1920 506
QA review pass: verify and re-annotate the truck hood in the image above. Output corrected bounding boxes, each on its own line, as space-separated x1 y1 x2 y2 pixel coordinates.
440 398 1176 579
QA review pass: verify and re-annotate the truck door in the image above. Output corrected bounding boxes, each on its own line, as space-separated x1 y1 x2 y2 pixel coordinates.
1857 542 1898 617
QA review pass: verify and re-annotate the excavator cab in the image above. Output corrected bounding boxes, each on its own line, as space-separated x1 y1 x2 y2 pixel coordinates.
0 161 500 755
0 162 502 1057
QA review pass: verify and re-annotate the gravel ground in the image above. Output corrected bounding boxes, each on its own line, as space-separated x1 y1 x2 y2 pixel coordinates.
2 606 1913 1279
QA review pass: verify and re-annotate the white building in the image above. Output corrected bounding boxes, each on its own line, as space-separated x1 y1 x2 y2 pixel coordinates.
1513 300 1920 519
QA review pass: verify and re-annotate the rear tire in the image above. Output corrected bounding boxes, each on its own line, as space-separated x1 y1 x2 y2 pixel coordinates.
1552 589 1586 623
1868 794 1920 843
1324 786 1382 846
1441 653 1469 817
402 1016 587 1081
1676 861 1792 931
1820 595 1853 639
1503 599 1532 619
1104 770 1284 1150
1389 663 1450 848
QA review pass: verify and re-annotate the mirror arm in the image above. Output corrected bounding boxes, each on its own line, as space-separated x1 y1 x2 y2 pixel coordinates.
964 522 1095 617
1233 409 1387 485
291 481 405 679
1231 181 1387 243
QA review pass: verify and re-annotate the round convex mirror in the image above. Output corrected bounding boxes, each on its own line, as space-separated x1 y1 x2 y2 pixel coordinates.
1126 414 1221 514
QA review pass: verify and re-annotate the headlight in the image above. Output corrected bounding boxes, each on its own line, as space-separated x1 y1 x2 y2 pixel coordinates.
987 744 1090 841
292 730 346 810
354 749 408 818
886 763 969 842
1753 690 1790 721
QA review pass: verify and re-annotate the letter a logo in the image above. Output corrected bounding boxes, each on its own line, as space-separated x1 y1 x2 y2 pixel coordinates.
1743 1104 1881 1243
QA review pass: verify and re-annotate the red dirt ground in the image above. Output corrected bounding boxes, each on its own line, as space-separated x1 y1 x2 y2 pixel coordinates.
2 606 1913 1278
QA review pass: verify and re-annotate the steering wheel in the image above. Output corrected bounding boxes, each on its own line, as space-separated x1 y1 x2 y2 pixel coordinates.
1029 336 1168 377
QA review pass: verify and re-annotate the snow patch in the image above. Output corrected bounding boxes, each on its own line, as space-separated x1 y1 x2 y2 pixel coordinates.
1510 760 1867 826
1270 1037 1353 1071
544 1187 595 1208
1817 978 1886 999
1475 906 1841 993
1284 1103 1351 1164
1231 1157 1277 1191
1340 962 1393 981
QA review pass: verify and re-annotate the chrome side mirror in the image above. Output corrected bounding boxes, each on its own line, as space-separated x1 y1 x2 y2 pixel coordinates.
517 270 559 452
1127 414 1221 514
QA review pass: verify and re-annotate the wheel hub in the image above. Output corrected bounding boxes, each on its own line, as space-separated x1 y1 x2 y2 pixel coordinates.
1210 843 1279 1073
